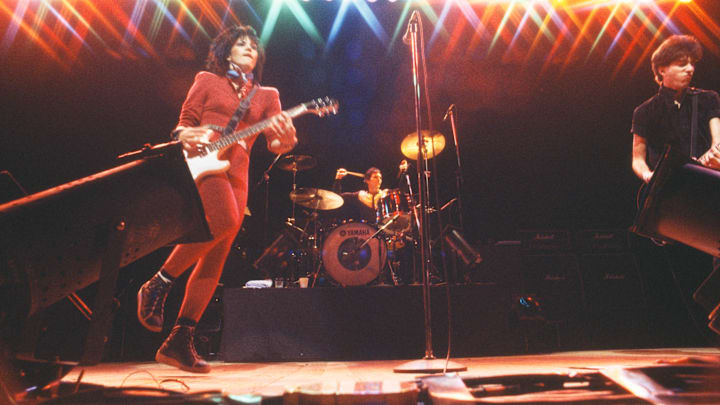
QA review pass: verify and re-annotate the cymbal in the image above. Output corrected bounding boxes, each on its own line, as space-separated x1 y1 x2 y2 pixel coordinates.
277 155 316 172
290 188 344 210
401 130 446 160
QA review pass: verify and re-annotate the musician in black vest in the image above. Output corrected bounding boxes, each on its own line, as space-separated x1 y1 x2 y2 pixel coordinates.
631 35 720 336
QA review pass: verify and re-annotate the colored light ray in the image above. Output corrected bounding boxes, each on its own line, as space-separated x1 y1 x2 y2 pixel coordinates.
228 0 262 27
0 0 68 68
441 0 493 60
149 0 192 44
430 0 455 47
509 2 559 64
559 3 600 72
603 3 639 58
385 0 412 55
464 2 500 57
684 1 720 54
353 0 390 45
124 0 147 49
488 0 518 55
1 0 30 52
1 0 719 79
326 0 352 55
41 0 93 52
261 0 323 47
614 3 678 79
30 5 76 58
585 1 622 61
168 1 212 48
105 2 158 59
430 0 483 49
675 8 720 56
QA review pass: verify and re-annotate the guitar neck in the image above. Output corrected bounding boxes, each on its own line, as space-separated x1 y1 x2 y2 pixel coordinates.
206 104 308 153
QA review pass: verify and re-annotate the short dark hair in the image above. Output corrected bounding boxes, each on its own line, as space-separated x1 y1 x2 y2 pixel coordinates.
205 25 265 83
651 35 702 84
364 167 381 181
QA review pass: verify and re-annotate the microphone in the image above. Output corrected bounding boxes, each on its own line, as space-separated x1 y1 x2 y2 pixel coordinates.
402 10 420 45
397 159 408 179
443 104 455 121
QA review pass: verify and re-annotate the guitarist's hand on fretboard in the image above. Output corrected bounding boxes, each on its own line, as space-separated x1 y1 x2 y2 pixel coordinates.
697 143 720 170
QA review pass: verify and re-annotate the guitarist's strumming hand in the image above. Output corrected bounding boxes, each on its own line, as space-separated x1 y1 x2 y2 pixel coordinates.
697 143 720 170
641 171 653 184
175 126 213 153
265 111 297 154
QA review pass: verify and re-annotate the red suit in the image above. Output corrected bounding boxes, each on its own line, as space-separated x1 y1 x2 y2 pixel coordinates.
179 71 282 213
166 72 282 321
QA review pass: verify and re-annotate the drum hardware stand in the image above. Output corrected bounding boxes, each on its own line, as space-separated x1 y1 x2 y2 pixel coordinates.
395 9 465 374
300 210 322 280
351 213 402 286
354 213 401 252
255 154 283 246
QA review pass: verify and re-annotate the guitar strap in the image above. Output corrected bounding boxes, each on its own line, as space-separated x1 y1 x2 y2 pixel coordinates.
690 89 699 158
223 85 259 137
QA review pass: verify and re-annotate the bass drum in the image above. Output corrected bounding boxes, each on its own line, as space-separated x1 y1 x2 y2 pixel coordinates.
322 222 387 286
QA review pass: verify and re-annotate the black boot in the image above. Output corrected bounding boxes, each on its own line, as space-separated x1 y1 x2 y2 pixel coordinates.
156 325 210 373
137 273 172 332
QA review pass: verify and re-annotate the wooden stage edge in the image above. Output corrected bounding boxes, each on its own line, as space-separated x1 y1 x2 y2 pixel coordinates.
57 347 720 402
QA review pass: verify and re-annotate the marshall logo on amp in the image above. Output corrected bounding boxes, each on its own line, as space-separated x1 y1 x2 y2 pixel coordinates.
519 230 572 253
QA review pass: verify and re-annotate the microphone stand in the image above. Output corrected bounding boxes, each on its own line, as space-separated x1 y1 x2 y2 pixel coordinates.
447 106 465 231
394 11 466 374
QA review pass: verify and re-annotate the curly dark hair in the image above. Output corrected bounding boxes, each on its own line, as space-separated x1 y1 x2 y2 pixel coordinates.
651 35 702 85
205 25 265 83
364 167 381 181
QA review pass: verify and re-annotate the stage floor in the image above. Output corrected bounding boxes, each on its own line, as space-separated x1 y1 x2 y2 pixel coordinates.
57 347 720 403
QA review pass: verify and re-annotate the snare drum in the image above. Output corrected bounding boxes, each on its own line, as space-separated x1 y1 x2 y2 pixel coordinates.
321 222 387 286
376 189 411 234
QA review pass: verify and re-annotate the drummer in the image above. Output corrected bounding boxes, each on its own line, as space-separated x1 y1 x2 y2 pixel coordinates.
333 167 386 224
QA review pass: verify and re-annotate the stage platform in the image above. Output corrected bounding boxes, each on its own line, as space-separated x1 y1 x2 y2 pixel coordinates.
51 347 720 403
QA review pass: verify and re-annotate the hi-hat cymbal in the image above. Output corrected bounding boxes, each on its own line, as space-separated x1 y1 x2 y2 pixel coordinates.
401 130 446 160
290 188 344 210
277 155 317 172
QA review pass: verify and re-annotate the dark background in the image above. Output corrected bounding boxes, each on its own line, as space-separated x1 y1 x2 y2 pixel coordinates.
1 1 719 243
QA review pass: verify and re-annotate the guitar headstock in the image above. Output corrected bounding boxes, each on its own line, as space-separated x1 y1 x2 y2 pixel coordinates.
303 97 339 117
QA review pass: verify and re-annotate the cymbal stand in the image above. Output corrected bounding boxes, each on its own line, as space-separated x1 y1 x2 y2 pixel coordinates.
255 154 282 246
402 169 421 232
300 207 321 278
289 163 299 225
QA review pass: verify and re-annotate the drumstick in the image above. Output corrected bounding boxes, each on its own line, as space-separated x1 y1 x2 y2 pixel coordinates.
345 171 364 178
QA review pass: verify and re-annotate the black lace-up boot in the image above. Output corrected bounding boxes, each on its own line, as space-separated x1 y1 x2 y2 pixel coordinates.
155 325 210 373
137 273 172 332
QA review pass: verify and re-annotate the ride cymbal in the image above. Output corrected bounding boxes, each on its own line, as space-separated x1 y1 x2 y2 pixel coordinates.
400 130 445 160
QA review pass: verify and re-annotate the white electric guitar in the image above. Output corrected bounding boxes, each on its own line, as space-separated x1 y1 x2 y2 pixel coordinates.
184 97 338 181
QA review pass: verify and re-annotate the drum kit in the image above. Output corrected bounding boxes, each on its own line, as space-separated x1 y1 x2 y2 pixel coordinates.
254 130 447 287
